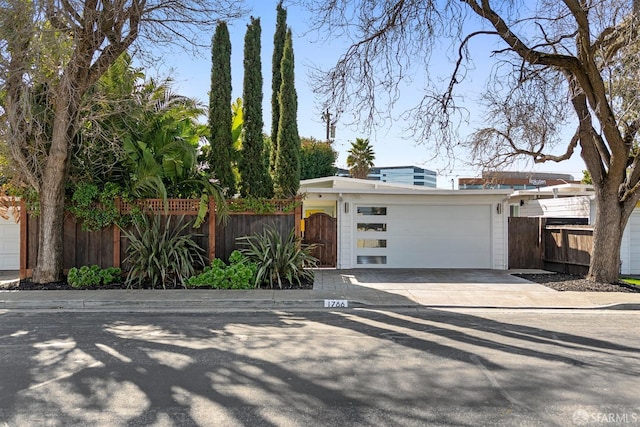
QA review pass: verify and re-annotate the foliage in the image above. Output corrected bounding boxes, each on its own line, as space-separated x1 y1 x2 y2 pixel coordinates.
118 76 229 227
581 170 592 185
67 182 128 231
123 79 206 198
231 98 244 151
186 251 257 289
347 138 375 179
274 30 301 198
121 215 205 289
70 52 141 188
208 21 237 197
300 137 338 179
239 17 274 198
67 265 122 289
237 226 317 288
270 0 288 172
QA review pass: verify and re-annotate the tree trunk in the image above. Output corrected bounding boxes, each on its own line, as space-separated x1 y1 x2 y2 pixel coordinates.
32 97 73 284
33 173 66 283
587 191 626 283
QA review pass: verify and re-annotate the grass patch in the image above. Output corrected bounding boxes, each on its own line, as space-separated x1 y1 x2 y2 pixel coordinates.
620 277 640 287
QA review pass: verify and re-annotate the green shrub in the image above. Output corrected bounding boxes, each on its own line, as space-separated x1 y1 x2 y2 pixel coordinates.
237 226 317 288
121 214 205 289
67 182 126 231
67 265 122 289
186 250 257 289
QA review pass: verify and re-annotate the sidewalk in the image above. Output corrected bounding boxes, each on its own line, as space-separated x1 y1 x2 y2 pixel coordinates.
1 269 640 311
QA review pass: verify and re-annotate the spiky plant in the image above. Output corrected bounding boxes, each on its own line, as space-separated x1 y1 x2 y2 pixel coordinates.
237 226 317 288
121 215 205 289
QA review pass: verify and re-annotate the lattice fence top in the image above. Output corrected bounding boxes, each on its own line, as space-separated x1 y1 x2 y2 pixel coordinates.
120 199 201 215
118 197 299 215
227 198 299 214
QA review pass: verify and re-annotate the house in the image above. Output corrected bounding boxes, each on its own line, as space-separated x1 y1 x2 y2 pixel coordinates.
299 176 511 269
336 165 437 187
0 205 20 270
509 183 594 218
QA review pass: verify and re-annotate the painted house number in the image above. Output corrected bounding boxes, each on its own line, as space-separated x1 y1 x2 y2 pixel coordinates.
324 299 348 308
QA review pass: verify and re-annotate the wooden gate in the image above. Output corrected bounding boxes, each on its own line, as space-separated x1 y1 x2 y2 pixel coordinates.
304 213 337 267
508 217 543 269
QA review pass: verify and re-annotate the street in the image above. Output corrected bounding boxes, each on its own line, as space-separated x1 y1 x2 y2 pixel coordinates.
0 308 639 426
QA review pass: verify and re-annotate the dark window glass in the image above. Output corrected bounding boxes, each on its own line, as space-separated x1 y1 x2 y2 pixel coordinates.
357 207 387 216
357 223 387 232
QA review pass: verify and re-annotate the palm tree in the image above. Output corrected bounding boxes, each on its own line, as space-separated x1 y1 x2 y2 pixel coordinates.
124 78 205 199
346 138 375 179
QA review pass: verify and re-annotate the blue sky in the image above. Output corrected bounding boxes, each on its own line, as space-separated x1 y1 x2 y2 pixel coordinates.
151 1 585 188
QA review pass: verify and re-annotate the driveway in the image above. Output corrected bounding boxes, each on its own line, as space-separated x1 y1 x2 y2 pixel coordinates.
312 268 640 308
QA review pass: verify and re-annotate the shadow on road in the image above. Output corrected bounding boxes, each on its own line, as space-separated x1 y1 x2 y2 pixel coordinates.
1 304 639 426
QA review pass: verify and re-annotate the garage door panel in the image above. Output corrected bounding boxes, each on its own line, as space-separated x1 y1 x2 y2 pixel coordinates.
355 204 492 268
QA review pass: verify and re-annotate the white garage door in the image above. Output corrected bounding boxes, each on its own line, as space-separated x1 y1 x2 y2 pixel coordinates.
0 214 20 270
354 204 492 268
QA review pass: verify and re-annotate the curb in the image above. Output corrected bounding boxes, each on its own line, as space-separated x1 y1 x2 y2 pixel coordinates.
1 299 639 312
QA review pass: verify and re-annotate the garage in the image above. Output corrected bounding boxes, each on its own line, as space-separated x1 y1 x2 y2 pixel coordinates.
355 204 492 268
300 177 510 270
0 211 20 270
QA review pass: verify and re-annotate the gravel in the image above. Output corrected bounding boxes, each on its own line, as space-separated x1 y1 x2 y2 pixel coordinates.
515 273 640 293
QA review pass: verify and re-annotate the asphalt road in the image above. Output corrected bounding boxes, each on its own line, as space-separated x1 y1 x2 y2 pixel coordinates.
0 308 639 426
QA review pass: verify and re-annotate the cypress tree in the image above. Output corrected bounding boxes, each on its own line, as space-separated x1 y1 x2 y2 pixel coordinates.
274 30 301 197
270 0 287 172
208 22 236 197
239 17 273 198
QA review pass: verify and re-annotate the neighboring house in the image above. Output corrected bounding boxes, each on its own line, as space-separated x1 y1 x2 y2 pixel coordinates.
336 165 437 187
459 171 579 190
300 176 511 269
509 184 594 218
0 206 20 270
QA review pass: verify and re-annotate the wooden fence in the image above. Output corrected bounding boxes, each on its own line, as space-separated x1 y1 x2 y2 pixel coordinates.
20 198 302 279
509 217 594 275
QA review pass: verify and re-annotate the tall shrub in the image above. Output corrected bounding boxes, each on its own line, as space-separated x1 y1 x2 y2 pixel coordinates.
274 30 301 197
208 22 236 197
270 1 287 172
239 17 274 198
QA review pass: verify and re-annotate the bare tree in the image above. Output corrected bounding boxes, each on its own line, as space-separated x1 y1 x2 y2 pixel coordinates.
304 0 640 283
0 0 247 283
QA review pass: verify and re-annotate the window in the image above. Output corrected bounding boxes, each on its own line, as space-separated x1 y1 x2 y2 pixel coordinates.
357 223 387 232
357 255 387 265
357 239 387 248
357 207 387 216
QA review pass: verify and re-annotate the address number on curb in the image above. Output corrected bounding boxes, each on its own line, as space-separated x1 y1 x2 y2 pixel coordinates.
324 299 348 308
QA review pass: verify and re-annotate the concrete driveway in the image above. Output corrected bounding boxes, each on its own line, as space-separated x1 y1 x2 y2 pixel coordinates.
313 268 640 308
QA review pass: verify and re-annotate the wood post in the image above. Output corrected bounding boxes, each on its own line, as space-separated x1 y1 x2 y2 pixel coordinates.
208 196 216 262
19 200 27 280
294 196 302 238
113 198 121 269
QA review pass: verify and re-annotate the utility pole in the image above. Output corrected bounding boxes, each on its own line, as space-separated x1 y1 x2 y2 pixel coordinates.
321 109 335 142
